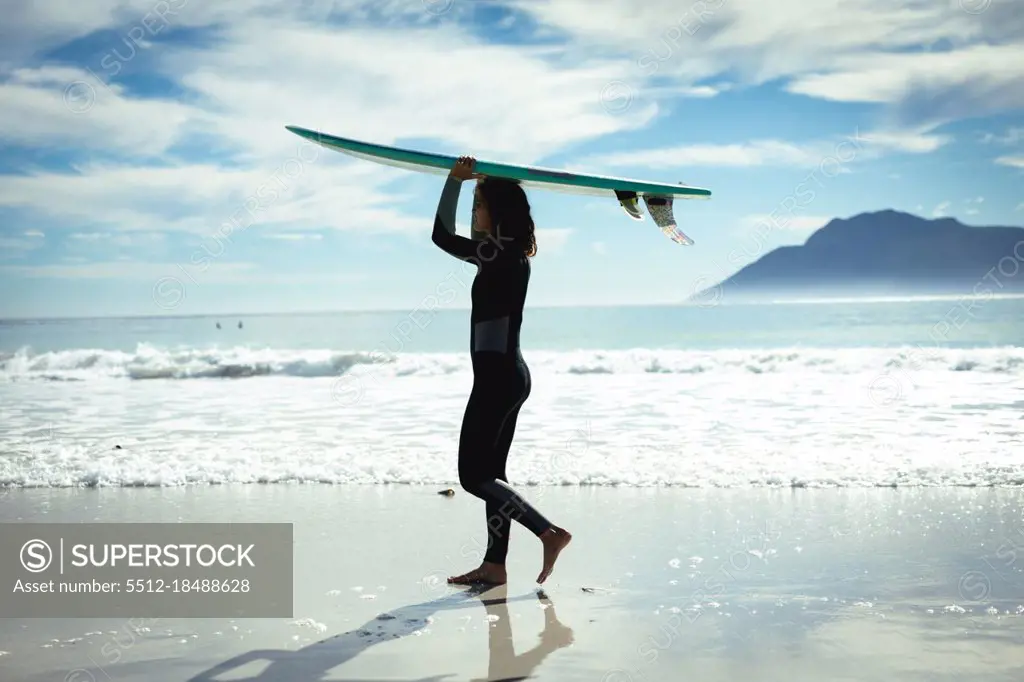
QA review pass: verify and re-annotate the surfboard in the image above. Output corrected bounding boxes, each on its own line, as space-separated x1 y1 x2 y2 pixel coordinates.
284 125 711 246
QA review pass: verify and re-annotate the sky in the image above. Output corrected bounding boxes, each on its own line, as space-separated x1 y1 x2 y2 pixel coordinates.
0 0 1022 318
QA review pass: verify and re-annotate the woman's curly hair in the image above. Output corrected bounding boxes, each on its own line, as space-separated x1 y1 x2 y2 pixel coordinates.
477 177 537 257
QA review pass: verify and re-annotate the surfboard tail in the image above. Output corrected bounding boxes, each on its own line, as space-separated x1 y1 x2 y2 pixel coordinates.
643 195 694 246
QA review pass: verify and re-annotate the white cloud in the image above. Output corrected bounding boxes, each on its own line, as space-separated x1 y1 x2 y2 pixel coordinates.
676 85 720 98
0 67 198 155
0 260 256 281
0 160 422 237
932 201 951 217
857 129 950 154
980 127 1024 145
0 260 365 284
0 0 455 63
507 0 1024 129
584 139 834 169
159 20 656 162
995 155 1024 168
582 127 945 170
785 45 1024 119
535 228 572 254
0 0 1020 276
262 233 323 241
0 6 661 243
68 231 166 245
0 230 45 259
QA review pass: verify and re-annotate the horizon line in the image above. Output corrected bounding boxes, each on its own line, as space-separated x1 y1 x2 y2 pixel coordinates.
6 293 1024 322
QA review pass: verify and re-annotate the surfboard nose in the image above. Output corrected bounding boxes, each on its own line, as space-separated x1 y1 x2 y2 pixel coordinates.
285 125 321 142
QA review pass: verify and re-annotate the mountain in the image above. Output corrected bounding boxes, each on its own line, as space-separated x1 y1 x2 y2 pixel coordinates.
691 210 1024 303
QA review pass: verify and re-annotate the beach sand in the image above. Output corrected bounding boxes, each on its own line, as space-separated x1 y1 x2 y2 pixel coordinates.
1 484 1023 681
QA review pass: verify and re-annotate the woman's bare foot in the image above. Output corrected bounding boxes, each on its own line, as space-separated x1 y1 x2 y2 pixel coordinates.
537 526 572 584
447 561 507 585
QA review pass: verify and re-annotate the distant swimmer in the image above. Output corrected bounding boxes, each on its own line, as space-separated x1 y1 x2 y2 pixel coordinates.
216 322 221 329
431 156 571 586
238 321 243 329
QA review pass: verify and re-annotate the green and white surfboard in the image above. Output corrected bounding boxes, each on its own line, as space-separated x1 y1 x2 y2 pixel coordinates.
285 125 712 245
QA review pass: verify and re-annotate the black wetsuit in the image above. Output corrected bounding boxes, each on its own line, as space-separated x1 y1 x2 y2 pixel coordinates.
431 176 553 564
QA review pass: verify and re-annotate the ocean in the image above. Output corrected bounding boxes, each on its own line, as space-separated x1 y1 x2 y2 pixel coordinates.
2 296 1023 489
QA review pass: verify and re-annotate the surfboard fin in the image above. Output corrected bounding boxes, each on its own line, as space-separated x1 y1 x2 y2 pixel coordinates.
643 195 694 245
614 190 644 220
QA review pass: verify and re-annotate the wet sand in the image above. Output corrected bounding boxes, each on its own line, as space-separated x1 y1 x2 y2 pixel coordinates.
1 484 1023 681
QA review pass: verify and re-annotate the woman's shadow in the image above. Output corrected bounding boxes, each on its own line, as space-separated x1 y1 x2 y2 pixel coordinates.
187 584 574 682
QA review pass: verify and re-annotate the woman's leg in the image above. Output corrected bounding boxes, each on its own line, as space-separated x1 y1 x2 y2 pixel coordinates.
451 364 571 584
482 399 526 566
477 399 573 584
462 367 550 527
458 386 549 513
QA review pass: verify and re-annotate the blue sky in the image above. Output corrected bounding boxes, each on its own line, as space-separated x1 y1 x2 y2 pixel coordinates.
1 0 1022 318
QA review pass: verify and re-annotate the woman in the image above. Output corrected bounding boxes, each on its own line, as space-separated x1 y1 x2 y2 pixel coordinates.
432 156 572 586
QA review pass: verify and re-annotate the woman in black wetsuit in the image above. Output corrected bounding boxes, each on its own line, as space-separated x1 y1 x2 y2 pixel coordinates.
432 156 572 586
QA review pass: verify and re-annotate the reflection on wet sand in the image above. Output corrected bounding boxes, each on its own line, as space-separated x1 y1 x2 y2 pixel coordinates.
187 584 573 682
